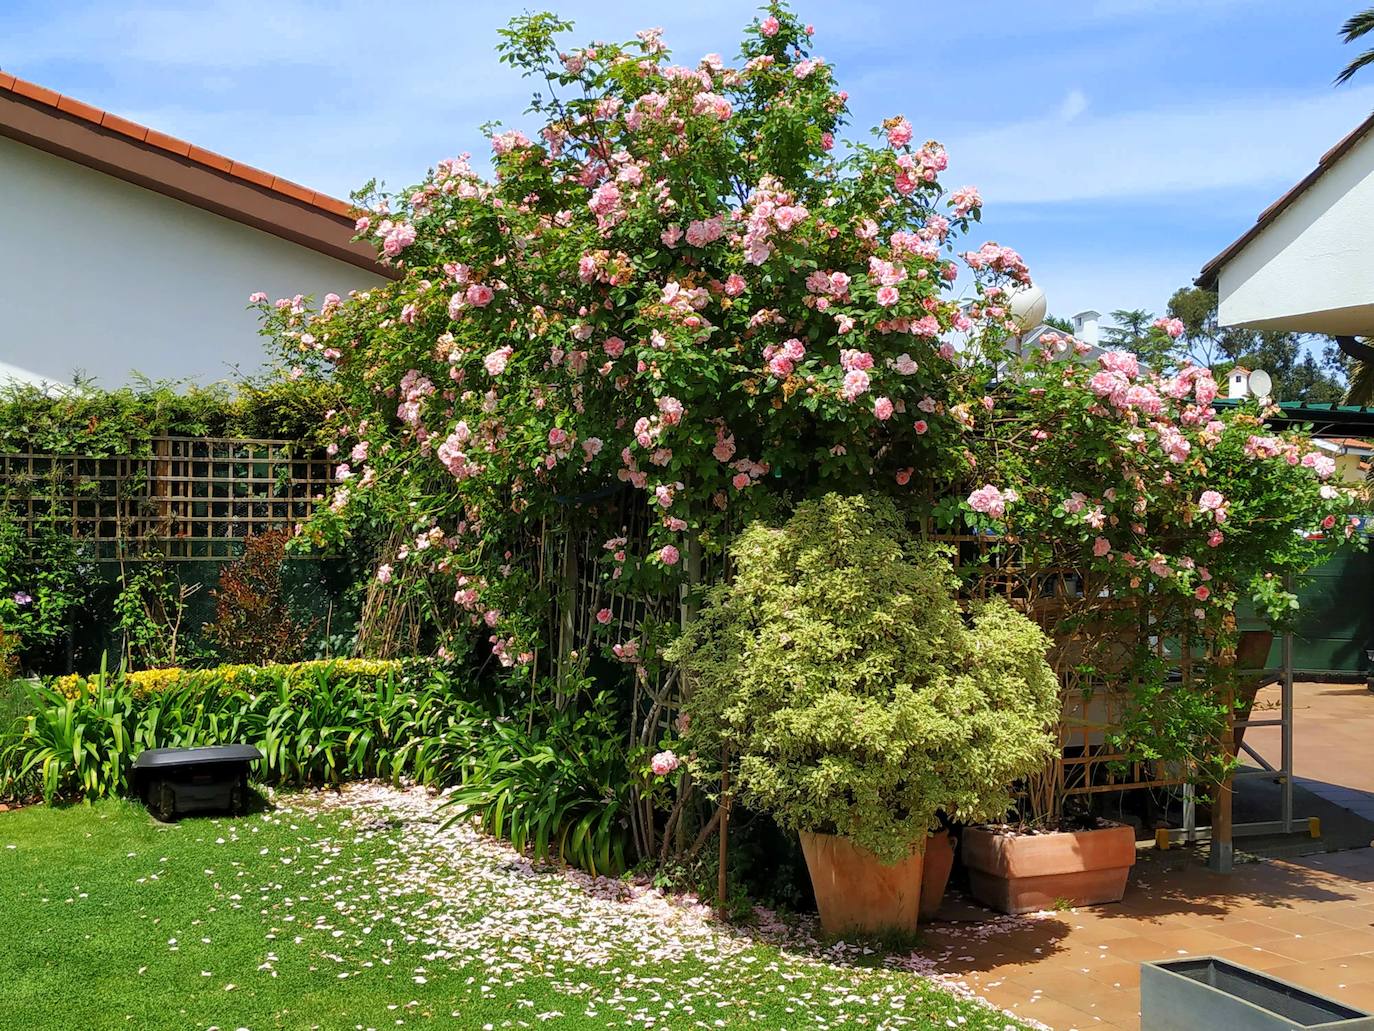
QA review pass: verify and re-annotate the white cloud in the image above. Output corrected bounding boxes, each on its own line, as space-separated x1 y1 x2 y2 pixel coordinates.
945 85 1374 204
1057 89 1089 122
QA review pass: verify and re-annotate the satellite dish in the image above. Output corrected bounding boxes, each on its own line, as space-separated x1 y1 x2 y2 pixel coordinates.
1006 283 1048 333
1248 369 1273 399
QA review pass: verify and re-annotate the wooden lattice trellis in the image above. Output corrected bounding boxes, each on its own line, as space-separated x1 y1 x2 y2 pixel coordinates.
0 436 331 560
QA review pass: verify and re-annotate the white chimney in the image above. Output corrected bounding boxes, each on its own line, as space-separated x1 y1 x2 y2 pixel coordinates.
1228 367 1249 400
1072 309 1100 348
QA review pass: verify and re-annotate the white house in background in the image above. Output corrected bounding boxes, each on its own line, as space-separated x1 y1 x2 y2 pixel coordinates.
1197 111 1374 337
0 74 392 387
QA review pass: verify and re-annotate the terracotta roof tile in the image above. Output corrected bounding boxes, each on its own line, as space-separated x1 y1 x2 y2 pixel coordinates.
56 95 102 123
313 193 354 219
1198 111 1374 288
270 176 315 205
228 160 275 189
99 111 149 141
11 79 60 106
186 144 233 174
143 128 191 157
0 73 359 223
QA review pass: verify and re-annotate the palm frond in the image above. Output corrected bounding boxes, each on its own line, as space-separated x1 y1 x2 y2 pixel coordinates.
1336 48 1374 85
1340 9 1374 43
1344 357 1374 406
1337 10 1374 84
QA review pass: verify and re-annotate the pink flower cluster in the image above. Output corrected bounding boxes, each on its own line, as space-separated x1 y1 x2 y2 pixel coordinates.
651 750 681 775
967 483 1017 518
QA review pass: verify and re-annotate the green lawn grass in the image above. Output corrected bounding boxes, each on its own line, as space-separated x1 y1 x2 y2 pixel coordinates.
0 787 1026 1031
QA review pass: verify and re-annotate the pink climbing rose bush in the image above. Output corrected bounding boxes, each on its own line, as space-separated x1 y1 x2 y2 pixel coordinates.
256 4 1024 668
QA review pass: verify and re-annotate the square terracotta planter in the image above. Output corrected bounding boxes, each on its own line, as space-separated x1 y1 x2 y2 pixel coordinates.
919 829 955 922
962 822 1136 915
799 830 924 937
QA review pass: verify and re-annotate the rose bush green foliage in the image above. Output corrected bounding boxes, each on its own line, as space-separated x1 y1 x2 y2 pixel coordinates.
961 333 1362 786
254 4 1016 673
671 495 1059 863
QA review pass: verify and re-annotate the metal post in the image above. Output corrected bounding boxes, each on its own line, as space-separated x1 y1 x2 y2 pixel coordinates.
1183 782 1196 844
1281 623 1294 834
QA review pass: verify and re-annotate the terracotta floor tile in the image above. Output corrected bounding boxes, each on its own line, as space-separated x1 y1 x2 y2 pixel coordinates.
1082 936 1174 963
1329 980 1374 1010
995 983 1116 1030
1263 927 1374 962
1267 960 1374 996
914 685 1374 1030
1137 926 1243 956
1310 906 1374 931
1251 910 1349 935
1214 918 1303 946
1211 944 1296 971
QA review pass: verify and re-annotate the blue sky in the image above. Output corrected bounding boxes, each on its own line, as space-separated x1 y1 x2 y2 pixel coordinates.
5 0 1372 328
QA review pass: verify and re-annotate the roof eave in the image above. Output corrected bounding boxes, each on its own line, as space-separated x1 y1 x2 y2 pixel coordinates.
1196 110 1374 291
0 78 396 280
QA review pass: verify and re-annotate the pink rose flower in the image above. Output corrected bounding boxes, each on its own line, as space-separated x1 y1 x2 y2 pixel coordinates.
484 346 513 376
887 117 913 149
651 750 680 776
659 544 680 566
873 397 894 421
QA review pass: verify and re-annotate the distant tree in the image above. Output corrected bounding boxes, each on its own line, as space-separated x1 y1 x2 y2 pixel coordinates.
1103 308 1154 348
1337 8 1374 84
1164 287 1347 402
1102 307 1181 370
1043 313 1075 333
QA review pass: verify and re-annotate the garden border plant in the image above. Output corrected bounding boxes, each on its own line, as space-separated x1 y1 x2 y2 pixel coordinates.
669 493 1060 934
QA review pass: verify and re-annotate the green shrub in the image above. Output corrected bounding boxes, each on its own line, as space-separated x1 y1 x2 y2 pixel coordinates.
2 659 633 879
670 494 1060 864
442 690 633 877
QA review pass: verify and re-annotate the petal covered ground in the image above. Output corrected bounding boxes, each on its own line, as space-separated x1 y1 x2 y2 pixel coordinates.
0 783 1033 1030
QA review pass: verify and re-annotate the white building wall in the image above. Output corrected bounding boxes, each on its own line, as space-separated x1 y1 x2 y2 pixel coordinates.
1217 126 1374 336
0 136 385 387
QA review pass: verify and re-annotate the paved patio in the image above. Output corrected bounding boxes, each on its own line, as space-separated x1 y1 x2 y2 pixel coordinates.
925 848 1374 1030
1246 680 1374 824
919 680 1374 1030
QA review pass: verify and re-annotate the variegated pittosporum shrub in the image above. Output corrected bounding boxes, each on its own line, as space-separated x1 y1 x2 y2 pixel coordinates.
671 494 1058 863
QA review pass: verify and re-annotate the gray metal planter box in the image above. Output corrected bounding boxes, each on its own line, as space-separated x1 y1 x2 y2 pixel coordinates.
1142 957 1374 1030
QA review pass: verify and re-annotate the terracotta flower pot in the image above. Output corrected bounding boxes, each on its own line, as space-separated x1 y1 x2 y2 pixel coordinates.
919 830 955 922
799 830 924 937
962 822 1136 915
